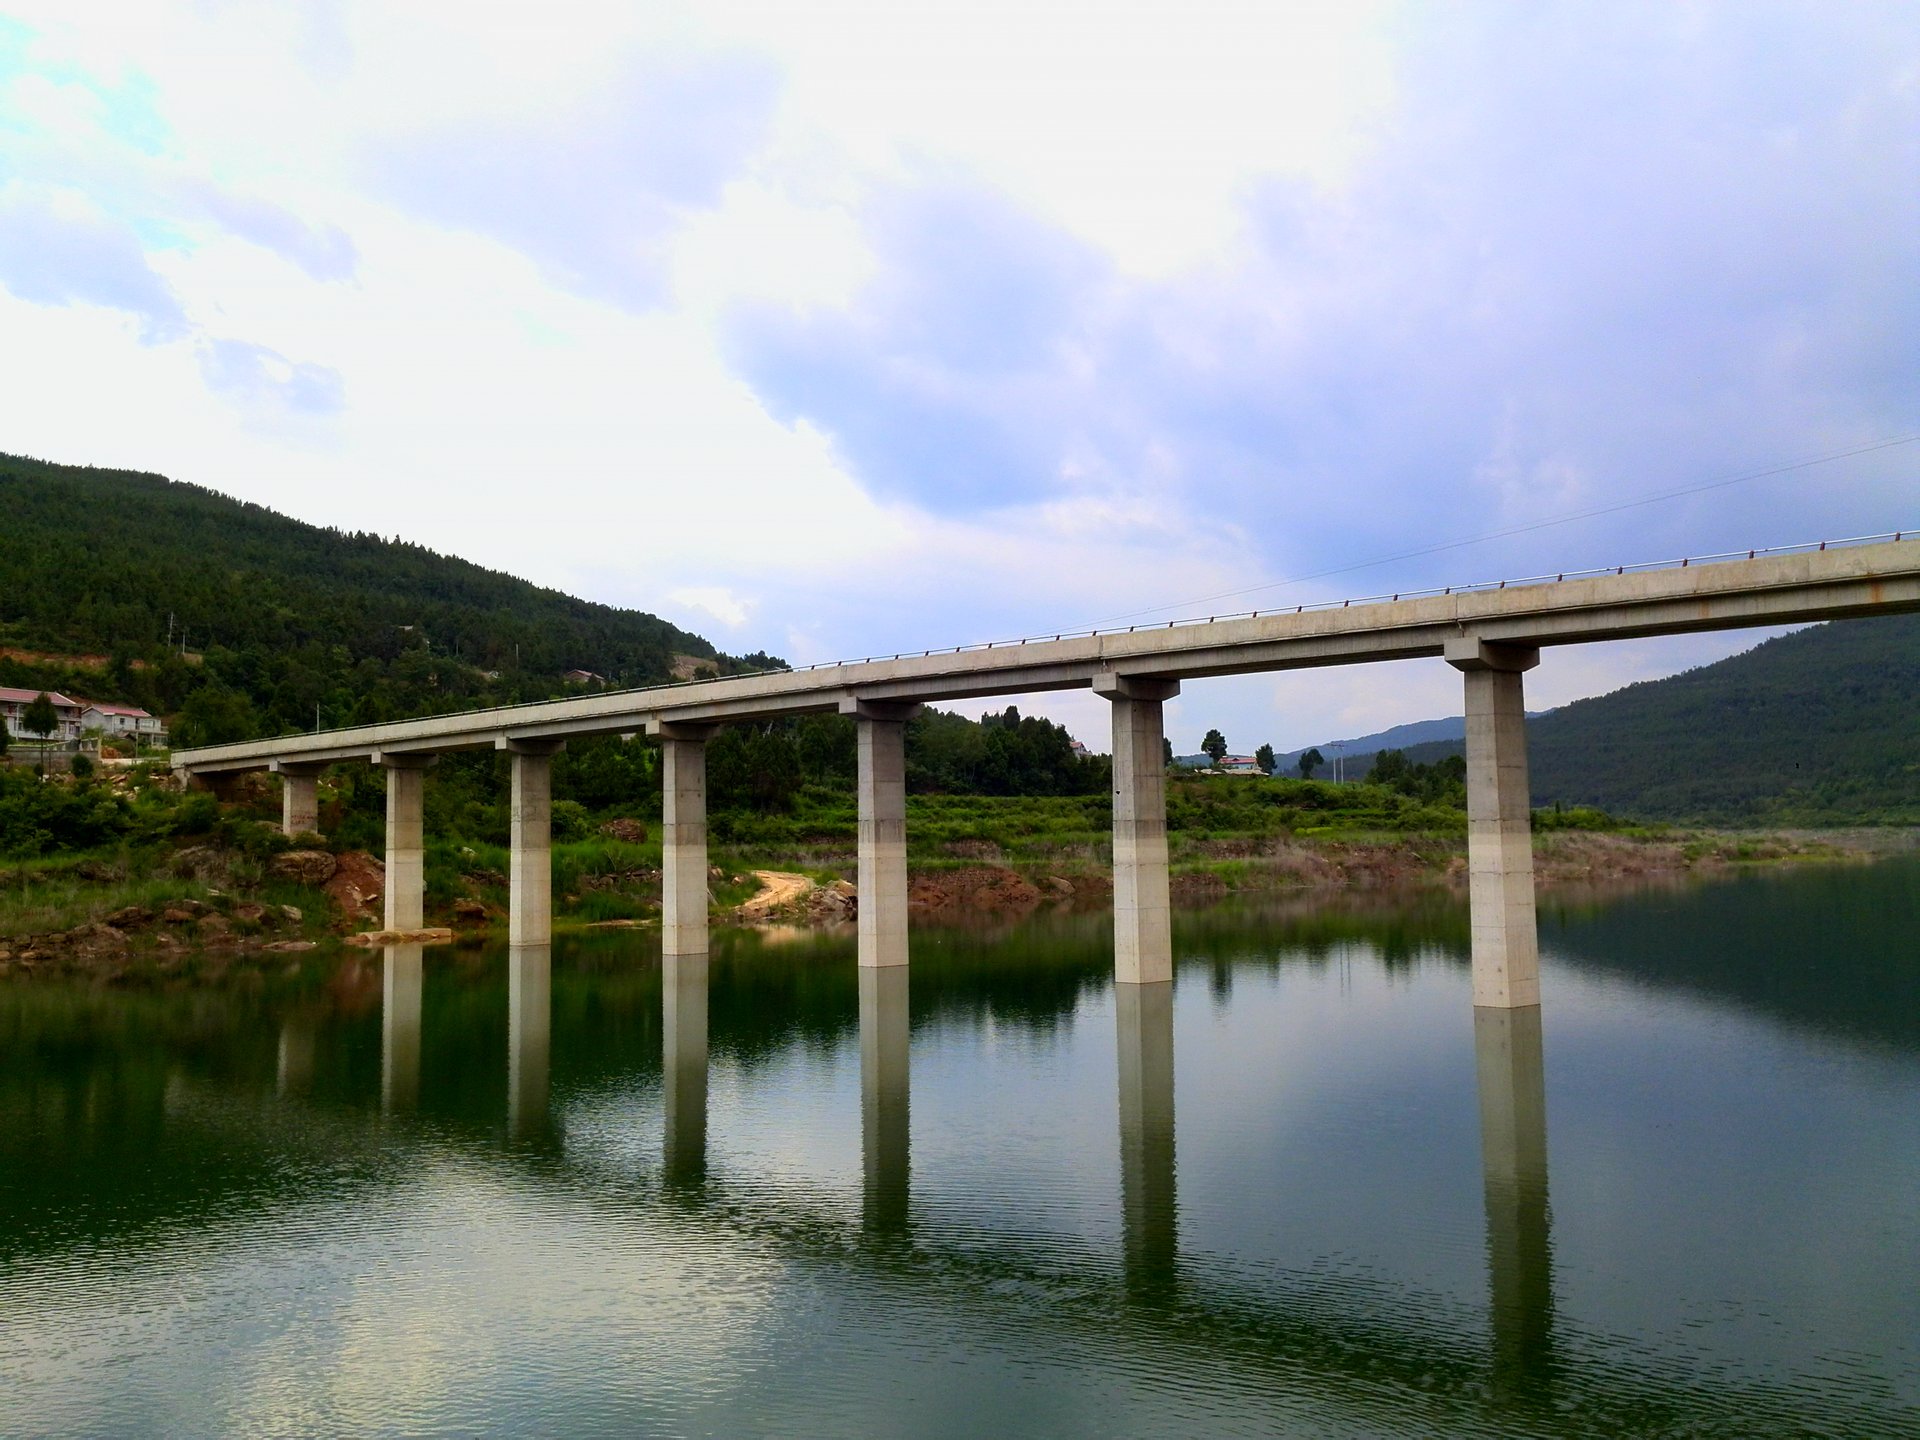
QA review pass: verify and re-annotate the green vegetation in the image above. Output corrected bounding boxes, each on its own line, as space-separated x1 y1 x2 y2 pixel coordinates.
1372 614 1920 825
0 451 767 742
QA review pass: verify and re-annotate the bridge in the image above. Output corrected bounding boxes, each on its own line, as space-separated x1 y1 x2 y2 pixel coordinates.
172 533 1920 1010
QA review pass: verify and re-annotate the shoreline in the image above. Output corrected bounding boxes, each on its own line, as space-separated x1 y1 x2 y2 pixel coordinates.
3 826 1908 980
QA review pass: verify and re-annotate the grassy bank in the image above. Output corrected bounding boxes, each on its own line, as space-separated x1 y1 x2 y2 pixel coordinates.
0 771 1895 970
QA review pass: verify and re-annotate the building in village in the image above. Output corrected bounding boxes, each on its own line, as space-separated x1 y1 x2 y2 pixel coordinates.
0 687 85 741
79 701 168 745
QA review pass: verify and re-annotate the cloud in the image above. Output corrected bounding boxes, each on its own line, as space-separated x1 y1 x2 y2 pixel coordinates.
727 1 1919 614
187 183 359 281
730 181 1112 511
370 47 780 309
198 338 346 417
0 185 189 339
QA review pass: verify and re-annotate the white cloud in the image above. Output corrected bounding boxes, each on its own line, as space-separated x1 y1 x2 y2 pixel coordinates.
0 0 1910 752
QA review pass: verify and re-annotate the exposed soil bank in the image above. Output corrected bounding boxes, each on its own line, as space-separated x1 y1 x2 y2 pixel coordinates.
4 827 1907 977
727 829 1904 925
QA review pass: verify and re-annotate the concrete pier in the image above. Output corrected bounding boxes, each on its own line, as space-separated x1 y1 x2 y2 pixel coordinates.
652 722 716 958
1446 639 1542 1008
508 944 551 1140
845 700 916 969
378 754 432 933
382 943 424 1113
502 739 563 949
272 760 324 839
1474 1005 1553 1388
663 951 709 1186
860 963 910 1232
1095 675 1179 985
1116 979 1176 1297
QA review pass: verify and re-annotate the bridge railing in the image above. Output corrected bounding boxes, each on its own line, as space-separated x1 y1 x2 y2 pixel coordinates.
788 527 1913 669
238 528 1914 743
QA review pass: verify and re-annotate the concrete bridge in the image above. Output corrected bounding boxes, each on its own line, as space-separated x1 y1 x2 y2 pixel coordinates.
173 534 1920 1009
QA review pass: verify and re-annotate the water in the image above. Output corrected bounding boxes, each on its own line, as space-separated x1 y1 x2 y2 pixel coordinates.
2 860 1916 1437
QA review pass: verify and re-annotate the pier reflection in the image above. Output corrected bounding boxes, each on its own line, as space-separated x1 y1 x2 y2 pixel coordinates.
381 944 423 1113
508 945 551 1140
1116 980 1176 1299
663 953 709 1187
1473 1004 1554 1391
860 965 910 1234
276 1017 315 1099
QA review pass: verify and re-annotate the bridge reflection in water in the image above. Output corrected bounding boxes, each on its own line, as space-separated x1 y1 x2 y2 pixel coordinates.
369 942 1555 1383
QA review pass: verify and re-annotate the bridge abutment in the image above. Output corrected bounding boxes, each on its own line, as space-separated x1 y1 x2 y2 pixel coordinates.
844 700 916 969
1446 638 1541 1008
1096 675 1179 986
652 722 717 958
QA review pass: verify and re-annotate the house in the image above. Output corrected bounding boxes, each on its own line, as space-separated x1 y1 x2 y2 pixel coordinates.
1069 739 1090 759
0 687 84 741
79 701 167 743
1217 754 1264 775
563 669 609 687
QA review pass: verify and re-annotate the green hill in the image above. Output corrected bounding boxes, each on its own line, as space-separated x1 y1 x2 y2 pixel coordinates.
1355 616 1920 825
1527 615 1920 824
0 452 770 743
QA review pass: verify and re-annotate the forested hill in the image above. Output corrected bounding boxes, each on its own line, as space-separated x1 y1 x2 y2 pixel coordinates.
1371 614 1920 825
0 452 766 743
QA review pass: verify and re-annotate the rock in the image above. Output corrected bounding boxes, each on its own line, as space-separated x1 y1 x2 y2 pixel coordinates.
1047 876 1075 895
197 915 232 937
264 940 318 953
708 865 725 879
280 905 303 923
106 905 154 929
172 846 225 880
270 850 338 886
231 902 267 924
453 898 489 923
324 853 386 919
161 907 198 925
67 922 128 950
599 817 648 843
75 860 117 882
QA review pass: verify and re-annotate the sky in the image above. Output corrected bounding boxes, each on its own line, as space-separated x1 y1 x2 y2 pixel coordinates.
0 0 1914 756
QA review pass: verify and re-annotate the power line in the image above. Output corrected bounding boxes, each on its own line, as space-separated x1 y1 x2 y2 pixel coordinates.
1082 433 1920 627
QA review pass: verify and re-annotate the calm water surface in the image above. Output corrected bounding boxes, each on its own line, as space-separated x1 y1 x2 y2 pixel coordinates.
2 859 1916 1437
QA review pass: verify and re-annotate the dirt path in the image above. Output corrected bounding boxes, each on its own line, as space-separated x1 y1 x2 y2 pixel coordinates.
738 870 815 920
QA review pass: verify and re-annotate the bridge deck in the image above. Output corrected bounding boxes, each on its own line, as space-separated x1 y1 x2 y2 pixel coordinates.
174 537 1920 773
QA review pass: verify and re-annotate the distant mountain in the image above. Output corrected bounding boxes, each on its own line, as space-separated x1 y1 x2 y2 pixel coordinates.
0 452 764 743
1315 616 1920 824
1273 715 1478 774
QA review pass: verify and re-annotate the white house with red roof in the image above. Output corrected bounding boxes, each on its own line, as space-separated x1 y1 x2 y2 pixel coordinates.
79 700 167 742
0 687 84 741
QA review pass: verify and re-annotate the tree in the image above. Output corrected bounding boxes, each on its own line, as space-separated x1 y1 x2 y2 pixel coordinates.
1254 743 1276 775
22 692 58 744
1371 748 1409 787
1202 728 1228 764
1298 746 1324 780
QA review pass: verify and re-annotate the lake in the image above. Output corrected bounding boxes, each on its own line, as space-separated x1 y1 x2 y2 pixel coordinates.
2 858 1916 1437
